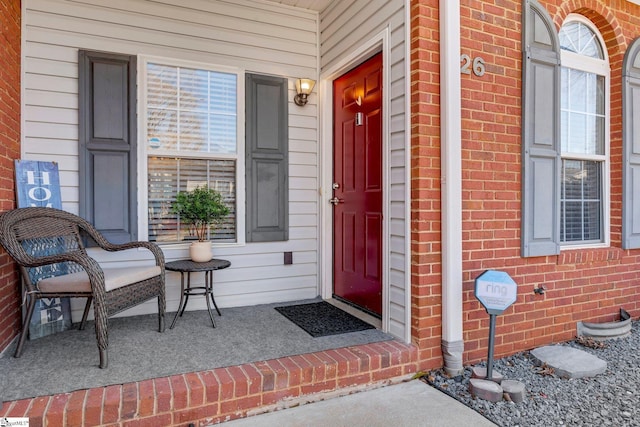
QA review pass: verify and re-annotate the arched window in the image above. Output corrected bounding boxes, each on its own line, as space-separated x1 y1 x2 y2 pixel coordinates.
558 15 609 245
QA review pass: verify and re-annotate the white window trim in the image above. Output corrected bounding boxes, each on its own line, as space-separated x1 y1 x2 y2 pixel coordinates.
137 55 246 248
559 14 610 249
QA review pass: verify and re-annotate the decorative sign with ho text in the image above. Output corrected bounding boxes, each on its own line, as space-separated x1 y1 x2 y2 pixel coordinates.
15 160 62 208
14 160 72 339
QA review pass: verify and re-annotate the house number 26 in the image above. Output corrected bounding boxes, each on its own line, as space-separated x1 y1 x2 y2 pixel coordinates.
460 54 486 77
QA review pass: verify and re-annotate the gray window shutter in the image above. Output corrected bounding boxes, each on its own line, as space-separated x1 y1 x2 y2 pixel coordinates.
521 0 561 257
245 74 289 242
622 38 640 249
78 50 137 244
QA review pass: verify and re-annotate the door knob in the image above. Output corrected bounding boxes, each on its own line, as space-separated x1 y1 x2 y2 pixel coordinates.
329 197 343 206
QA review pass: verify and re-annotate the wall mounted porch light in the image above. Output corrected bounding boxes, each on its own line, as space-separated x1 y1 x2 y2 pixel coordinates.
294 78 316 106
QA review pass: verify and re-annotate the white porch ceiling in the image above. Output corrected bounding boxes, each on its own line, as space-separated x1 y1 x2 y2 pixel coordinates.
264 0 333 12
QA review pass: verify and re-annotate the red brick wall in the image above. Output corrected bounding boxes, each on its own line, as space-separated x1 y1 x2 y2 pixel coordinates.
0 0 21 353
409 0 444 371
0 342 418 425
411 0 640 368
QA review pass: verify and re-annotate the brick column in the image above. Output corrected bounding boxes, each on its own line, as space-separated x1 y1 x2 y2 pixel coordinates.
0 0 22 360
409 0 446 370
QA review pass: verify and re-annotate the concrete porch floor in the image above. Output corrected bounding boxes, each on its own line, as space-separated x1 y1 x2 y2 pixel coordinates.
0 299 420 425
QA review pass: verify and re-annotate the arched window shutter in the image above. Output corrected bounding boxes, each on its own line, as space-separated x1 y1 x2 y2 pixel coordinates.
521 0 561 257
622 37 640 249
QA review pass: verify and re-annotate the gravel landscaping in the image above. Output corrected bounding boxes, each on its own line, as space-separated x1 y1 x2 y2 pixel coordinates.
422 320 640 426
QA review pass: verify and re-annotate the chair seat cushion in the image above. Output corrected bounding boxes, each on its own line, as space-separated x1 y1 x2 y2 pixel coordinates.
37 266 162 293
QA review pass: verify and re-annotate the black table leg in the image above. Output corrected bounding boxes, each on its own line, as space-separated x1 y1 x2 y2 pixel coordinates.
180 272 192 317
204 279 216 328
207 270 222 316
170 271 186 329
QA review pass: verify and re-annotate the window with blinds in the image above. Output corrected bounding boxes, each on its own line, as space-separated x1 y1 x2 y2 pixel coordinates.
145 61 239 243
558 17 609 245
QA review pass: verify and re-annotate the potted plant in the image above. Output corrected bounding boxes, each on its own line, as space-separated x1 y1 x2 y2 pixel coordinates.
171 185 230 262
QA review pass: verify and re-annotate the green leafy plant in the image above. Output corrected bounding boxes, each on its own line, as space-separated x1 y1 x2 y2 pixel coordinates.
171 186 230 242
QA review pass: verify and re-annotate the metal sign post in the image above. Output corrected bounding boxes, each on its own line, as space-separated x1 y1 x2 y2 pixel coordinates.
474 270 518 380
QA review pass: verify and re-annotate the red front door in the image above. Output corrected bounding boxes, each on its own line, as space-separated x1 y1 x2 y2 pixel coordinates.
332 53 383 316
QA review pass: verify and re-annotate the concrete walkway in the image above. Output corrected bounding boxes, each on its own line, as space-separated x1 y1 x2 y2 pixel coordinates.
221 380 497 427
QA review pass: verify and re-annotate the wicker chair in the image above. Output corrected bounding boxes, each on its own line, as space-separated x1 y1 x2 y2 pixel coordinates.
0 207 166 368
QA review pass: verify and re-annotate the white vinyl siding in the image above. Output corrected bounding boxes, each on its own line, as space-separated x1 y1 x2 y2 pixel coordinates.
23 0 320 318
320 0 409 340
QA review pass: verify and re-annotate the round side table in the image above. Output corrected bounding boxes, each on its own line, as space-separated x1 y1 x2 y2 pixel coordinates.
166 258 231 329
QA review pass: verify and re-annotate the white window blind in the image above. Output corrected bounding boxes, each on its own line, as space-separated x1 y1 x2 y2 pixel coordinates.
145 61 239 243
559 18 609 245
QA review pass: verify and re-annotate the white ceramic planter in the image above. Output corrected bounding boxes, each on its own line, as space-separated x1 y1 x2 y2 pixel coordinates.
189 241 212 262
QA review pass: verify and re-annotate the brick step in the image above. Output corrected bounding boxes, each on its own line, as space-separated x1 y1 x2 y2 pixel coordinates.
1 340 418 426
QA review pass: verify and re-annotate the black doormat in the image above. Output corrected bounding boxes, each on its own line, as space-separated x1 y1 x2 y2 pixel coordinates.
275 301 375 337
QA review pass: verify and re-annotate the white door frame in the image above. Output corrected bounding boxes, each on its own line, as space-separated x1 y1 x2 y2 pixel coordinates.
319 29 390 332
